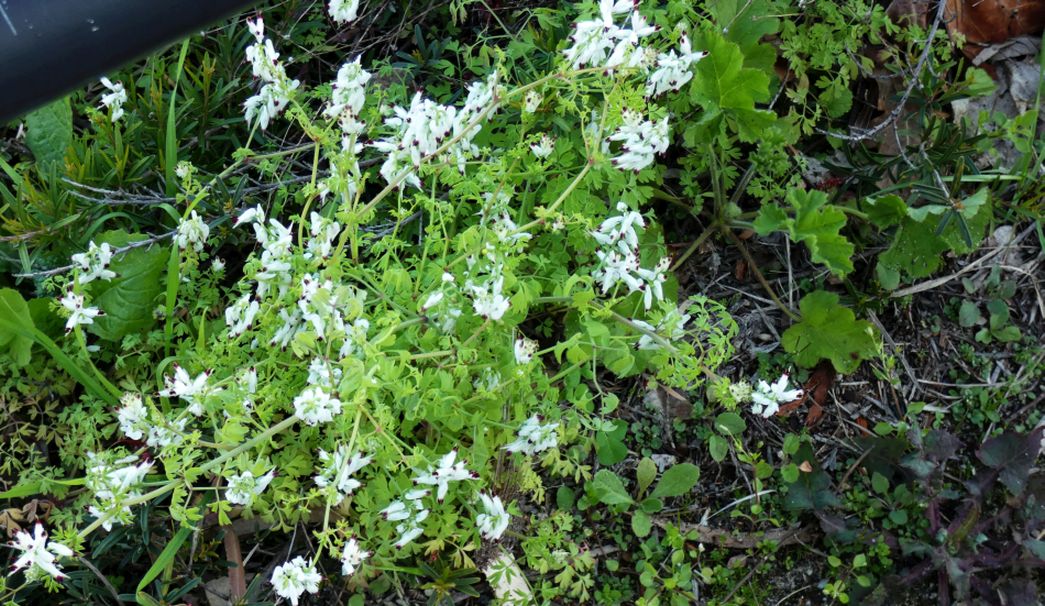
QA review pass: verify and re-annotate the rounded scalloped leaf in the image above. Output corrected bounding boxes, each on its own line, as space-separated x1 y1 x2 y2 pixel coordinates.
782 291 878 374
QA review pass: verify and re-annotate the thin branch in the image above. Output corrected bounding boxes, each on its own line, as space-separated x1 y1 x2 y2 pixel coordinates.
816 0 948 143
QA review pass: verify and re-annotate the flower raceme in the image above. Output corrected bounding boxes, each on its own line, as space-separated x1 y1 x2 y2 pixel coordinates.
314 446 372 504
750 373 804 418
225 470 276 507
10 524 74 582
243 17 300 130
476 493 510 541
504 416 559 456
271 556 321 606
71 241 116 285
98 77 127 122
59 290 102 332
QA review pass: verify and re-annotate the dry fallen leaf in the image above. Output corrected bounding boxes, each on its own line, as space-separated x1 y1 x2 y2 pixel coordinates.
945 0 1045 58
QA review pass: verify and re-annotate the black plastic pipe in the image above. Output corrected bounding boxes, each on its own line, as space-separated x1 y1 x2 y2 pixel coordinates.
0 0 258 123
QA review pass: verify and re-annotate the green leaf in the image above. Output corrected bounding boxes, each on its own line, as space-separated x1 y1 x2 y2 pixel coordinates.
781 463 800 483
591 470 634 506
137 527 191 595
0 288 35 366
871 472 889 494
595 420 628 466
714 412 746 436
556 486 575 510
87 231 168 340
958 301 981 328
782 291 878 373
690 32 775 141
708 434 728 462
636 457 657 497
977 429 1042 496
639 497 663 513
706 0 779 74
864 194 907 227
631 510 653 538
754 189 854 277
650 463 700 499
25 97 72 170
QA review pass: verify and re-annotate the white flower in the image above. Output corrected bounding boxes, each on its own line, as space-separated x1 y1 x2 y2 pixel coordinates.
314 446 372 503
234 205 266 228
293 387 342 425
306 212 341 260
85 453 153 531
530 134 555 159
243 17 300 130
71 241 116 285
146 416 189 449
175 210 209 252
116 393 148 441
413 450 476 502
468 273 510 321
60 290 103 331
476 494 510 541
592 201 645 255
634 307 690 350
514 338 537 364
159 365 215 415
340 538 370 576
634 257 669 310
307 358 342 390
225 470 275 507
325 57 370 120
381 490 430 548
271 556 321 606
328 0 361 23
504 416 559 455
608 110 670 172
99 77 127 122
563 0 650 69
522 90 542 113
420 291 444 311
226 295 261 336
10 524 75 582
646 35 707 97
212 257 226 272
750 373 803 418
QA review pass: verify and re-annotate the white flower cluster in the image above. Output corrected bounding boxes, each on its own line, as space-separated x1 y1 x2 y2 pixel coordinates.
99 77 127 122
749 373 803 418
381 488 431 548
371 74 500 189
608 109 670 171
10 524 74 582
271 556 321 606
175 210 209 252
117 392 192 449
504 415 559 455
244 17 301 130
564 0 655 70
325 58 370 130
293 386 342 425
465 265 511 321
225 469 276 507
564 0 705 96
514 338 538 364
591 202 669 309
328 0 361 24
71 241 116 285
159 365 220 416
476 493 510 541
85 452 153 531
647 34 707 97
314 446 372 504
530 133 555 159
340 538 370 576
631 306 690 351
59 290 102 332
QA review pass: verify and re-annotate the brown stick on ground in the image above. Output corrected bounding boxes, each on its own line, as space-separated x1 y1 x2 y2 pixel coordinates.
222 525 247 603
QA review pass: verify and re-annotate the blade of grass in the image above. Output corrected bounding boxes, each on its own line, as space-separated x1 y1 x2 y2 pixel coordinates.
165 39 191 197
